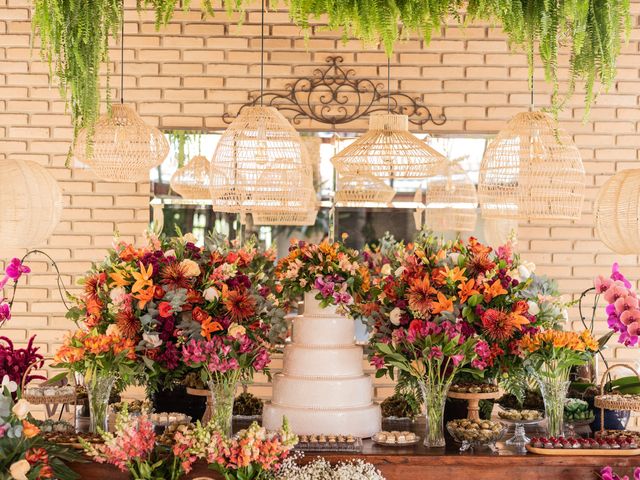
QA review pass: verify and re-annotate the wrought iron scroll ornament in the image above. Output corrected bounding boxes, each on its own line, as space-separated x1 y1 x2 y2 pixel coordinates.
222 56 446 128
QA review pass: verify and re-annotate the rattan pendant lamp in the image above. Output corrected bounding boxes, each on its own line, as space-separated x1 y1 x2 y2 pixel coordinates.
332 58 445 196
209 0 315 222
594 170 640 254
170 152 212 200
423 156 478 232
73 7 169 182
478 79 585 221
0 156 63 247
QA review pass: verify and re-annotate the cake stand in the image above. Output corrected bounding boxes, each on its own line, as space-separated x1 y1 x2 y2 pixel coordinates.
447 390 502 421
186 387 212 423
499 416 544 454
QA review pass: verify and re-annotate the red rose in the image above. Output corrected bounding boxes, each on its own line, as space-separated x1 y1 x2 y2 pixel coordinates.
154 285 166 300
192 306 211 324
158 302 174 318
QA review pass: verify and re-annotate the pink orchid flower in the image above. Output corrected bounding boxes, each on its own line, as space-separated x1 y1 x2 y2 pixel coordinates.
595 275 613 293
611 262 633 289
604 283 632 304
627 322 640 337
615 295 639 314
620 309 640 326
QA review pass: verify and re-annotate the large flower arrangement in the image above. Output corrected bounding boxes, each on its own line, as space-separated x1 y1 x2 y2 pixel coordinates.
1 376 79 480
275 236 370 311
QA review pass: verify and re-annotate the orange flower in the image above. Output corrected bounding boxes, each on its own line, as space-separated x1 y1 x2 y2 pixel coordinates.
458 278 479 303
85 297 103 316
133 286 155 310
483 280 508 302
407 277 436 317
223 287 256 322
109 268 131 288
580 329 599 351
443 265 467 284
131 262 154 294
201 317 224 340
430 292 454 314
118 244 141 261
22 420 40 438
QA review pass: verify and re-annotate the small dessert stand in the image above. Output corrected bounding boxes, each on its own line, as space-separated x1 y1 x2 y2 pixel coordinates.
499 415 544 454
21 358 78 423
447 389 502 420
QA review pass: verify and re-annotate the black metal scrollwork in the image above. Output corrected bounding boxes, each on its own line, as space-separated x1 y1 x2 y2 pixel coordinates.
222 56 446 128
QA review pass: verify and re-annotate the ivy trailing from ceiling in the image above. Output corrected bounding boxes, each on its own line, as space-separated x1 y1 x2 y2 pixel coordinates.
31 0 631 151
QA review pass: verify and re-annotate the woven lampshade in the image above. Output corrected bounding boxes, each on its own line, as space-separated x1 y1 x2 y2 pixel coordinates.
424 158 478 232
334 173 395 205
331 113 445 180
301 136 322 186
74 104 170 183
252 190 319 226
170 155 211 199
594 169 640 254
0 158 63 247
483 218 518 247
478 111 585 221
209 106 313 214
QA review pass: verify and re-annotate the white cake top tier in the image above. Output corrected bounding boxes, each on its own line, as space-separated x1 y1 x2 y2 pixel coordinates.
302 290 340 316
293 290 355 346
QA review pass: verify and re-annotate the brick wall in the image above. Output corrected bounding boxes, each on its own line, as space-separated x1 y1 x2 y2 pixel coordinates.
1 0 639 413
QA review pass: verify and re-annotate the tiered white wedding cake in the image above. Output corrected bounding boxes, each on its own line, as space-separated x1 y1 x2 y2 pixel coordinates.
263 291 381 437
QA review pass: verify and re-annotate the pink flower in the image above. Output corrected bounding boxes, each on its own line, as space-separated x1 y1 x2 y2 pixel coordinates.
450 354 465 366
615 295 639 314
595 275 613 294
428 346 443 360
611 263 632 289
371 355 385 369
0 302 10 322
604 283 631 304
620 309 640 326
628 322 640 337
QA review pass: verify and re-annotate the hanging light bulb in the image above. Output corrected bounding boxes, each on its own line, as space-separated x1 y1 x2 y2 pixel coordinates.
0 157 63 247
478 111 585 221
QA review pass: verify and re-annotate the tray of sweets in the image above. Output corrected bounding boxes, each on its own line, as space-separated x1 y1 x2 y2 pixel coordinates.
295 434 362 453
527 436 640 456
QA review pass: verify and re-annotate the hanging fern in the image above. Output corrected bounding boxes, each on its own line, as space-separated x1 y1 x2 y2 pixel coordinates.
31 0 631 152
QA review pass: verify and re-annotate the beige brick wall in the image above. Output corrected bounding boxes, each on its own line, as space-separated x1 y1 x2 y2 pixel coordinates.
1 0 639 417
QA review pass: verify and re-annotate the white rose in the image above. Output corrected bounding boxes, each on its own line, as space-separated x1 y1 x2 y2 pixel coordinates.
390 307 403 326
182 233 198 244
449 252 460 264
180 259 201 278
164 249 176 258
527 301 540 316
203 287 220 302
518 265 532 281
12 399 31 420
380 264 391 276
109 286 127 305
1 375 18 394
228 323 247 339
143 333 162 348
9 459 31 480
105 324 122 337
394 266 405 277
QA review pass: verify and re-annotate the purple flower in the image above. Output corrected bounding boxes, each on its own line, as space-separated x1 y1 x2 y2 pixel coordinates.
5 258 30 281
600 467 616 480
0 303 10 322
332 292 352 305
314 277 335 298
611 263 632 289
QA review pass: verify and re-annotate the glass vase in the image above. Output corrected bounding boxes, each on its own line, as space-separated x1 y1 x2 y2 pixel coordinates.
533 368 570 438
208 379 238 437
86 372 116 433
418 378 451 448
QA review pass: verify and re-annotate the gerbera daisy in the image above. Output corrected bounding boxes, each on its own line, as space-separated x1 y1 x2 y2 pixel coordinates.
481 308 524 341
407 277 435 318
160 261 191 289
223 289 256 322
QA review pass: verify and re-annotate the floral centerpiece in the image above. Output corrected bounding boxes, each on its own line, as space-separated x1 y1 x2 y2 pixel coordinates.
82 407 195 480
518 329 598 436
174 419 297 480
275 236 370 312
177 237 280 435
1 376 79 480
363 233 570 445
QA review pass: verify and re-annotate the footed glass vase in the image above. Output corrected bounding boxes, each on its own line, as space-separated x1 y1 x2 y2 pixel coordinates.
418 379 451 448
208 380 238 437
533 368 570 438
87 372 116 433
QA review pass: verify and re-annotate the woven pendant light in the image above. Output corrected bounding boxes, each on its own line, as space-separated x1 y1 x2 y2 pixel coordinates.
424 158 478 232
594 169 640 254
478 111 585 221
209 106 313 213
73 104 169 183
334 173 395 205
331 113 445 181
252 188 319 226
170 155 211 199
0 158 63 247
483 218 518 247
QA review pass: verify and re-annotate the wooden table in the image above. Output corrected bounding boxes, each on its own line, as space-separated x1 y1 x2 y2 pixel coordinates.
68 440 639 479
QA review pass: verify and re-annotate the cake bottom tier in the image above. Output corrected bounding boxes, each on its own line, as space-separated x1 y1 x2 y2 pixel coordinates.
262 402 381 438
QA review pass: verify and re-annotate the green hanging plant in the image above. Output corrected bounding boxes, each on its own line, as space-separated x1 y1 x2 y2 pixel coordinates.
31 0 631 156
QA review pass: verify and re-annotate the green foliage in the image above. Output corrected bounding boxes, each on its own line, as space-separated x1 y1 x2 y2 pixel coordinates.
32 0 631 151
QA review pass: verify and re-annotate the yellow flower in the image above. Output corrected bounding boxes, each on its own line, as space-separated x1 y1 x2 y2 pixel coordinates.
410 360 426 377
22 420 40 438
